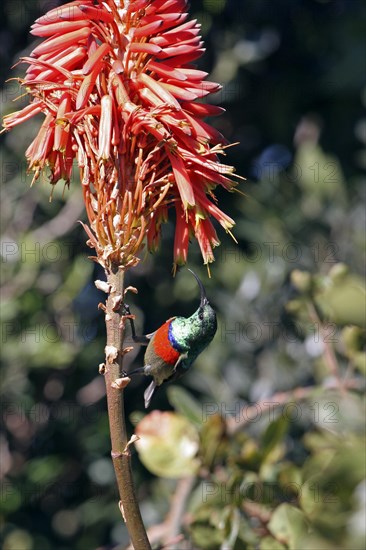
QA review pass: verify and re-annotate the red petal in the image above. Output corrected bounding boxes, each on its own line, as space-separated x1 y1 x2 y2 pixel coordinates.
159 82 197 101
159 0 189 12
22 56 72 80
181 102 225 117
150 29 199 47
26 113 54 164
31 27 91 56
147 60 187 81
159 49 205 65
54 93 71 152
164 19 198 35
194 218 219 264
126 0 148 12
140 12 187 28
157 44 201 59
78 4 114 24
181 69 208 81
129 43 162 55
173 202 189 265
133 20 164 39
184 87 210 99
32 47 86 81
35 4 86 25
184 112 228 144
82 43 111 75
34 45 82 66
2 102 43 129
110 75 130 106
168 151 195 208
31 20 88 37
76 66 99 110
147 0 188 14
194 185 235 229
138 73 181 109
139 87 165 108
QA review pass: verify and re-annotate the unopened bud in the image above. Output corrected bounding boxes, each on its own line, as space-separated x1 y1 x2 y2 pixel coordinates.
290 269 312 293
328 262 349 282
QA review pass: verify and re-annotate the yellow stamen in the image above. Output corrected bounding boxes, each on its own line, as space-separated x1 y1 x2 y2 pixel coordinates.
227 229 238 244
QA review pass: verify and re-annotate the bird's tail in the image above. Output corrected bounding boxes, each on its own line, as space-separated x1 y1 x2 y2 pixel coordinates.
144 380 157 408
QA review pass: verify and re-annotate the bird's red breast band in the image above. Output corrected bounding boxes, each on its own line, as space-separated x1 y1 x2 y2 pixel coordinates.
153 321 180 365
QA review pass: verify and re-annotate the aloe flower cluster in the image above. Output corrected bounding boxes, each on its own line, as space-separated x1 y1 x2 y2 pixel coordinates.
3 0 239 270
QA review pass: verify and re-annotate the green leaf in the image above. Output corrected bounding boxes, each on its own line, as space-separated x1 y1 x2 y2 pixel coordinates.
315 273 366 327
221 507 241 549
268 503 308 549
26 456 64 484
341 326 366 374
261 416 288 461
189 506 226 550
0 481 22 513
260 536 286 550
294 143 345 201
3 529 33 550
135 411 200 478
300 433 366 536
167 385 203 427
200 413 227 469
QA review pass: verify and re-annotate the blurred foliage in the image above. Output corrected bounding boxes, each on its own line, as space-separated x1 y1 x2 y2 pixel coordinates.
1 0 365 549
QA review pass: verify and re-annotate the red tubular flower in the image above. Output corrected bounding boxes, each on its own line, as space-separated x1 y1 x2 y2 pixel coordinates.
3 0 241 271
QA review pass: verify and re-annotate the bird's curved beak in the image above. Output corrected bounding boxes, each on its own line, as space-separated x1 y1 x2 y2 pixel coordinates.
188 269 208 307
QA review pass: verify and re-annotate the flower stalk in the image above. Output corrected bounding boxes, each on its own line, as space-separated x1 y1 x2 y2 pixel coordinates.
103 266 151 549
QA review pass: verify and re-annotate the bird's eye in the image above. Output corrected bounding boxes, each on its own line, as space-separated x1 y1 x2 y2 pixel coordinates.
199 312 204 320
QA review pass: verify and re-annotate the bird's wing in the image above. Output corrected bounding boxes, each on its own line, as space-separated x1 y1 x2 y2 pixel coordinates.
144 351 188 407
173 352 188 371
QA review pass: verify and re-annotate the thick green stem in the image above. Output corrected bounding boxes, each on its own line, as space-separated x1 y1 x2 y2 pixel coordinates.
104 267 151 550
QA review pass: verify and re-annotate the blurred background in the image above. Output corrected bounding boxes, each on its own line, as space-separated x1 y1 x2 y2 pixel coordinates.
1 0 365 549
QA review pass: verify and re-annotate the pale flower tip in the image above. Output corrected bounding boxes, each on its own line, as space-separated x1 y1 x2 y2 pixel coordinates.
98 95 113 160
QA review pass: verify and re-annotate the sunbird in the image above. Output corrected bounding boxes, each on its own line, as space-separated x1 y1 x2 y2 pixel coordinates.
126 270 217 408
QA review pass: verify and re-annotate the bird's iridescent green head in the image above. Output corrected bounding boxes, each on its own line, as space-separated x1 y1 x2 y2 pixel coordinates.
188 269 217 332
172 270 217 352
